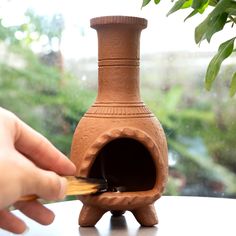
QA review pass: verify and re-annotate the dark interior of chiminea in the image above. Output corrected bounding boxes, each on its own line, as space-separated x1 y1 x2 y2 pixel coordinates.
88 138 156 192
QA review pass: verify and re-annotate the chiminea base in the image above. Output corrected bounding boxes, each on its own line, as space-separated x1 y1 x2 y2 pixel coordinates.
79 204 158 227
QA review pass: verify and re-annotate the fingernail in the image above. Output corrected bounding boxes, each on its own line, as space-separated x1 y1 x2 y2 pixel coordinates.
22 226 30 235
58 177 67 200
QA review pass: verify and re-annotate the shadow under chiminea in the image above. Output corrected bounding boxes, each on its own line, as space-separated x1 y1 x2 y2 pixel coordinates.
88 138 156 192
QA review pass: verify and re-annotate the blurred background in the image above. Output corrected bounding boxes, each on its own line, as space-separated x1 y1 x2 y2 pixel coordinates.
0 0 236 198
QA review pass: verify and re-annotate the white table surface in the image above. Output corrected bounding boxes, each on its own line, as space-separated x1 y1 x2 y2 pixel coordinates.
0 196 235 236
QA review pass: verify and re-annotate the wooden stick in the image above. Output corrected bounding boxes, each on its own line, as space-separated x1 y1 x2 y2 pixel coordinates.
19 176 107 202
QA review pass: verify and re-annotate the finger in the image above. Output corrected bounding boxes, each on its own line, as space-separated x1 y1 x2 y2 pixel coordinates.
10 151 67 201
14 118 75 175
19 157 68 201
14 200 55 225
0 108 17 148
33 170 67 200
0 209 27 234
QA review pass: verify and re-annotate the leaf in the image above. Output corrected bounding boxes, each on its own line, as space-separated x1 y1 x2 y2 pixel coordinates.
208 0 232 19
206 13 228 42
195 0 233 44
182 0 193 8
167 0 188 16
195 19 208 43
205 37 235 90
192 0 209 9
142 0 151 8
198 1 210 14
209 0 219 7
154 0 161 4
225 2 236 14
229 72 236 97
184 9 198 21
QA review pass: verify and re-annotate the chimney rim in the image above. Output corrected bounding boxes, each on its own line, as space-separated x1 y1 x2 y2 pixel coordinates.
90 15 147 29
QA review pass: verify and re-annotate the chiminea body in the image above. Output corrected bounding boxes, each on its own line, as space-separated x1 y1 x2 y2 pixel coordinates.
70 16 168 227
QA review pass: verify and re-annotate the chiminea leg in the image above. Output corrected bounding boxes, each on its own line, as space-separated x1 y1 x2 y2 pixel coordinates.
79 205 106 226
131 204 158 226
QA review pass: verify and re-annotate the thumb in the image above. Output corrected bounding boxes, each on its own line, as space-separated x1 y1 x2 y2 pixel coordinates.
27 169 67 201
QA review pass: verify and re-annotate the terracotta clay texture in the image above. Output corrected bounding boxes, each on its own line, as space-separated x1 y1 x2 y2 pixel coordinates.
70 16 168 227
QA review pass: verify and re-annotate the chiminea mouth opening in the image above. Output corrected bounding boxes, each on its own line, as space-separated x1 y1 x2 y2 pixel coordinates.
88 137 156 192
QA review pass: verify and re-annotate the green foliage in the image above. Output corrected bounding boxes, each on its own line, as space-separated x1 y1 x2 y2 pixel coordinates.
167 0 190 16
25 9 64 39
142 0 236 96
0 9 63 52
0 19 19 44
154 0 161 4
205 37 235 90
0 9 87 154
194 12 227 44
169 139 236 194
164 176 182 195
192 0 209 10
142 0 152 7
194 0 234 43
0 44 95 154
229 72 236 96
142 59 236 196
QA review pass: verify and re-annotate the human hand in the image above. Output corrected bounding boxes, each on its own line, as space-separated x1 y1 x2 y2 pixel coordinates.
0 107 76 234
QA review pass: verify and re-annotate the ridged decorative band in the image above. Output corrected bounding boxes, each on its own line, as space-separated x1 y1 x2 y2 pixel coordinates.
84 103 153 118
90 16 147 29
98 58 139 67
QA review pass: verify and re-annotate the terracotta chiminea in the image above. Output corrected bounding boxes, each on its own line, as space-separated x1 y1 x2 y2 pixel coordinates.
70 16 168 227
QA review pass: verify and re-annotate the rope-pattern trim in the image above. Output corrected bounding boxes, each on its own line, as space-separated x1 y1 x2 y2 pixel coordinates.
78 127 167 208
